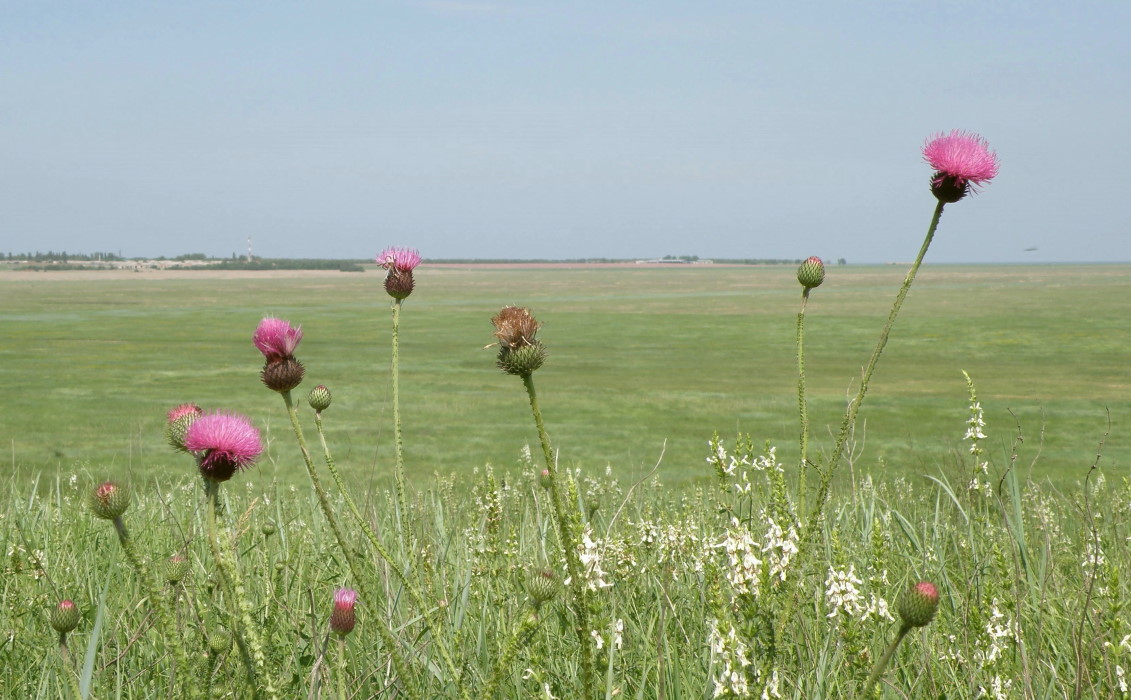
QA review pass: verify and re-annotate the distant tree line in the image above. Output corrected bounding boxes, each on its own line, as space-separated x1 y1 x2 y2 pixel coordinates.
205 258 367 272
3 251 123 262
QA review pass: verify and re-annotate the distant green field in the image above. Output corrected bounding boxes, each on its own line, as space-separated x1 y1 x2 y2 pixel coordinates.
2 264 1129 489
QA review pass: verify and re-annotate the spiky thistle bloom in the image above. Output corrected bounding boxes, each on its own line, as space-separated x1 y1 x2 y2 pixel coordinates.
330 588 358 636
253 317 305 392
378 246 421 300
184 412 263 482
897 581 940 628
492 306 546 376
797 256 825 289
165 403 202 452
923 130 999 203
50 600 81 634
89 480 130 520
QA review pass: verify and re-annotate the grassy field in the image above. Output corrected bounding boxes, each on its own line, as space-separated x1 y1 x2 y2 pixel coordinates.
2 263 1129 490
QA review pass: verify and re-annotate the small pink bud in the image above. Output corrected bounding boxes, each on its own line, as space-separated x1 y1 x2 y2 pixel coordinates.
330 588 358 636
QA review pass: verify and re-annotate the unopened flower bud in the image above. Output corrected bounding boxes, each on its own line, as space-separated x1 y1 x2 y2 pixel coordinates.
797 256 825 289
261 520 277 537
526 568 560 607
89 481 130 520
538 469 552 490
164 555 190 585
165 403 202 453
330 589 358 636
897 581 940 628
209 627 232 654
308 385 332 412
50 600 80 634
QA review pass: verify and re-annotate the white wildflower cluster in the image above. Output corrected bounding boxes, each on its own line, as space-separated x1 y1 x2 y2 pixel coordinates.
576 527 613 591
1082 540 1106 570
591 618 624 651
708 619 753 698
752 446 781 472
825 566 864 618
720 519 762 597
708 439 750 478
974 600 1018 665
761 515 799 584
977 675 1012 700
822 565 895 623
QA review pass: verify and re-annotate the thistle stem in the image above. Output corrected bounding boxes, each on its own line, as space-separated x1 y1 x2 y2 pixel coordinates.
520 372 596 699
308 406 455 699
796 288 811 516
58 636 83 700
805 200 946 543
861 623 911 698
390 298 410 532
203 480 277 700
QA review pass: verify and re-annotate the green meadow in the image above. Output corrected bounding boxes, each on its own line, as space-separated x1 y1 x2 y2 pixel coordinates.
2 263 1129 489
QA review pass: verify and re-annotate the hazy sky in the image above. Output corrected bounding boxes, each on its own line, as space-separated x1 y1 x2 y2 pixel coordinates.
3 1 1129 262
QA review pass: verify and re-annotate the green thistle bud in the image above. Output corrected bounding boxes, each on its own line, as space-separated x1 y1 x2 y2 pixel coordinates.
165 403 202 453
797 256 826 289
526 568 560 607
164 555 190 585
897 581 940 628
50 600 80 634
89 481 130 520
537 469 552 490
260 357 305 393
308 385 332 412
261 520 277 537
497 343 547 376
208 627 232 654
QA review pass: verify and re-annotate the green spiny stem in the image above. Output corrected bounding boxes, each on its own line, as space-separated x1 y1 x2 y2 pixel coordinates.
796 288 811 518
112 516 201 700
312 411 457 699
804 200 945 546
521 372 596 699
282 391 425 696
204 481 277 700
390 298 410 530
482 610 541 698
58 636 83 700
861 623 911 699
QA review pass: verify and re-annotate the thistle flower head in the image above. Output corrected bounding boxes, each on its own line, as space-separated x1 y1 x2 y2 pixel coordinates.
50 600 81 634
923 130 999 202
89 480 130 520
492 306 546 376
165 403 202 452
184 412 263 482
897 581 940 628
253 317 303 361
378 247 421 300
330 588 358 636
797 256 825 289
377 247 421 274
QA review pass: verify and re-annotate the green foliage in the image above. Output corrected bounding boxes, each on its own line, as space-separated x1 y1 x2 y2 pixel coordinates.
2 264 1128 488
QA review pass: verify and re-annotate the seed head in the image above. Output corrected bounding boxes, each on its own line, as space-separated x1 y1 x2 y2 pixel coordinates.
89 481 130 520
492 306 546 376
897 581 940 628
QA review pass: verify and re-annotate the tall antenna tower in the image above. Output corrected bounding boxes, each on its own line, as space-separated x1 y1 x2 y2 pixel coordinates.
246 236 253 262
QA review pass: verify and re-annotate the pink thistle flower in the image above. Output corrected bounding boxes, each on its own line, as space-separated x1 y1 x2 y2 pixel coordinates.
329 588 358 636
253 317 303 361
377 247 421 273
922 130 999 202
184 412 263 482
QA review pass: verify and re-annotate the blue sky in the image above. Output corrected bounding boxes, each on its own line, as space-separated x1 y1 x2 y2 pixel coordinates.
3 1 1128 262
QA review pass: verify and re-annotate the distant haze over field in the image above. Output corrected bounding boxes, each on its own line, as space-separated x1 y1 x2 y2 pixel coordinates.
3 2 1129 263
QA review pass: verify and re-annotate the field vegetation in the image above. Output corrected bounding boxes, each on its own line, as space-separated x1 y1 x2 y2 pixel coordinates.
2 263 1130 698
